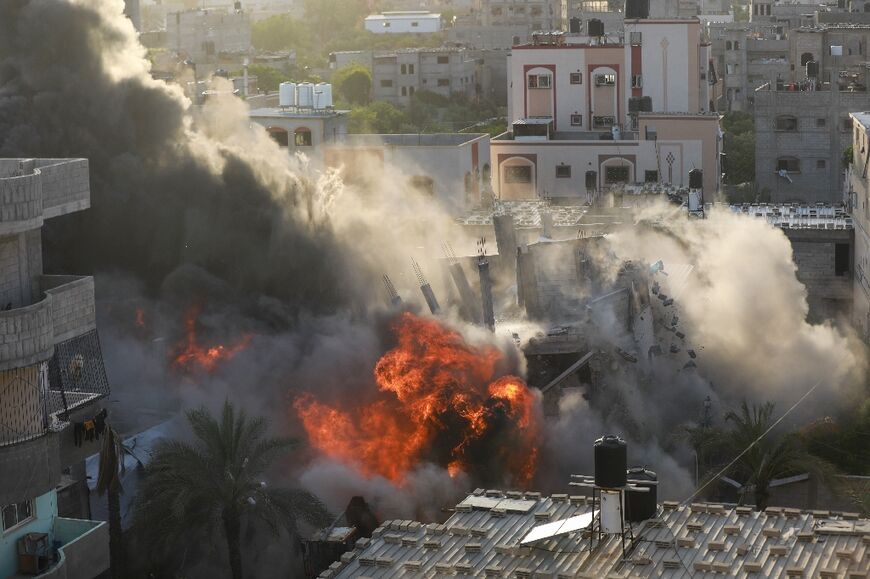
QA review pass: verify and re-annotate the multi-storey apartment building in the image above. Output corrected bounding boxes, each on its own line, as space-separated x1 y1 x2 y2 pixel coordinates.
479 0 562 30
370 48 480 106
166 8 251 62
492 19 721 200
0 158 110 578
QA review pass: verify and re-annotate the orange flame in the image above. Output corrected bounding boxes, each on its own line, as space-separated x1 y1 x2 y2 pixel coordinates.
172 306 252 373
294 312 540 486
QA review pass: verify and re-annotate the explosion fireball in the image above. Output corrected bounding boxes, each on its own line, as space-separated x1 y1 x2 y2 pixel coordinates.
294 312 540 487
172 306 253 373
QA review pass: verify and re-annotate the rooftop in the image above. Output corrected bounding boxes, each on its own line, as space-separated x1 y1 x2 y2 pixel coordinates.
333 133 487 147
248 107 349 118
326 489 870 578
365 11 440 20
851 111 870 129
731 203 853 230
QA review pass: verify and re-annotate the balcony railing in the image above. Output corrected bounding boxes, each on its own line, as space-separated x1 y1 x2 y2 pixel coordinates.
0 329 110 447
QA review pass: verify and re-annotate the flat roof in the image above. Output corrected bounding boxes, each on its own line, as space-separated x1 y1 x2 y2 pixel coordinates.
731 203 853 230
333 133 486 147
365 12 440 20
248 107 349 118
852 111 870 129
329 489 870 578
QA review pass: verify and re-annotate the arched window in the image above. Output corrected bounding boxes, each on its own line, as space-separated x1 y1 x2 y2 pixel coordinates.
294 127 312 147
267 127 289 147
774 115 798 131
776 157 801 173
482 163 491 182
726 41 732 50
734 41 740 50
800 52 814 67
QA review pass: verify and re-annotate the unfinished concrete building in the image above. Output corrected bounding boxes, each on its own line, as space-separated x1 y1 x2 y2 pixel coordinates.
754 87 867 203
0 159 110 578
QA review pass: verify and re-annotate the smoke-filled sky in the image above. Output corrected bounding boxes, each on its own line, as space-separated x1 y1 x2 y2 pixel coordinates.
1 0 865 528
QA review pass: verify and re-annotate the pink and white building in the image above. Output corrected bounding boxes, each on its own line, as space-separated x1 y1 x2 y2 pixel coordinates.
492 20 722 200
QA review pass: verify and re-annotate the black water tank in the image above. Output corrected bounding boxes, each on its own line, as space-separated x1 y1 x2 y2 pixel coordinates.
626 468 657 522
806 60 819 78
689 169 703 189
640 96 652 112
594 435 627 488
588 19 604 37
628 97 641 113
570 17 582 33
625 0 649 19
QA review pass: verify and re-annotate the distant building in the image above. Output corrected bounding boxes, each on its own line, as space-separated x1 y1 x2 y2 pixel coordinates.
754 86 866 204
371 48 479 106
0 158 111 579
166 8 251 62
364 11 442 34
324 134 491 214
480 0 562 30
561 0 624 36
448 23 533 49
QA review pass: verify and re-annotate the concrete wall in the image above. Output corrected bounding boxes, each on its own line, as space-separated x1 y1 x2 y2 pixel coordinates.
0 490 57 579
0 438 60 518
42 277 97 344
754 89 864 204
364 15 441 34
0 298 54 371
490 135 707 199
849 115 870 337
53 518 110 579
785 228 853 322
166 9 251 61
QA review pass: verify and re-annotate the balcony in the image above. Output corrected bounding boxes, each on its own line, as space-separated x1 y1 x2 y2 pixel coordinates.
10 518 109 579
0 277 105 448
0 159 90 234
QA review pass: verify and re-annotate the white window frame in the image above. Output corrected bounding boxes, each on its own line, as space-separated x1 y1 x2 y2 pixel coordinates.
570 72 582 85
2 500 35 535
631 74 643 88
528 74 552 89
570 114 583 126
595 73 616 86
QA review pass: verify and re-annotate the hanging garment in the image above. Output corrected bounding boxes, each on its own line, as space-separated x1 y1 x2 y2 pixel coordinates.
84 420 95 442
73 422 85 447
94 409 108 439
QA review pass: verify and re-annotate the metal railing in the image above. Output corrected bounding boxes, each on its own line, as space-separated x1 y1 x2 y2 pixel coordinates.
0 329 110 447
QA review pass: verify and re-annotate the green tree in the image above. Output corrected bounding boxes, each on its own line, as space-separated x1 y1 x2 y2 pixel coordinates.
243 64 290 93
722 112 756 186
332 63 372 106
132 401 330 579
349 101 408 133
720 401 836 511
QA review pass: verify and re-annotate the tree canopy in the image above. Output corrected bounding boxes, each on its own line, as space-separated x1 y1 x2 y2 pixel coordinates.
332 63 372 106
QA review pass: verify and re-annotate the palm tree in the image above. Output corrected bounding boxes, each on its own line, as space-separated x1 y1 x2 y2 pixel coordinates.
722 400 836 511
96 426 130 577
132 400 331 579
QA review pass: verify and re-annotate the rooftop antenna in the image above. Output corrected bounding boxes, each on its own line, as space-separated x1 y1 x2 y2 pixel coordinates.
382 274 402 307
411 258 441 314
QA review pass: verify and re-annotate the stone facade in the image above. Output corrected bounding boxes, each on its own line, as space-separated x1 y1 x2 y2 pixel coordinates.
0 159 109 578
785 227 853 322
